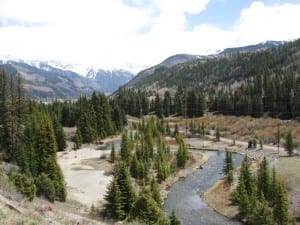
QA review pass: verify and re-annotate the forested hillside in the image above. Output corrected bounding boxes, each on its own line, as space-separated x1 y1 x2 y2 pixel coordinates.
116 39 300 120
125 39 300 90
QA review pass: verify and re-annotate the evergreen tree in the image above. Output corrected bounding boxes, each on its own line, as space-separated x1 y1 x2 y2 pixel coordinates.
35 173 55 202
236 156 255 198
141 94 150 116
223 151 234 175
150 177 162 208
274 183 291 225
284 130 294 156
128 193 169 225
257 157 271 200
197 94 205 117
163 91 172 117
235 177 251 218
103 179 124 220
120 133 132 164
176 141 188 168
250 197 274 225
227 170 234 186
130 154 139 178
155 93 163 118
9 172 36 201
174 85 184 115
169 209 181 225
112 103 125 132
270 167 278 207
187 90 197 118
25 112 66 201
110 142 116 163
114 162 136 215
74 129 82 150
52 116 67 151
223 151 234 185
77 96 97 143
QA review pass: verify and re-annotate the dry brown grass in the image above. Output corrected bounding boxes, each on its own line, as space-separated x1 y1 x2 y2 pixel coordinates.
176 114 300 149
204 179 239 218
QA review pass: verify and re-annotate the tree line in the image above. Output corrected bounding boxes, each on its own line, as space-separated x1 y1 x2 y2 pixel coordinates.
115 39 300 120
114 70 299 120
114 85 206 119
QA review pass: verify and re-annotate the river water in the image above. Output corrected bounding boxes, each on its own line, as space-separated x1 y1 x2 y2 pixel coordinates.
164 150 243 225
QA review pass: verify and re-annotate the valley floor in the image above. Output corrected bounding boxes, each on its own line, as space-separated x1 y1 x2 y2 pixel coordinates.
1 114 299 224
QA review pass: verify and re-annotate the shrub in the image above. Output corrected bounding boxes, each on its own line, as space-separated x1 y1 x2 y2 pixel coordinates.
9 172 36 201
35 173 55 202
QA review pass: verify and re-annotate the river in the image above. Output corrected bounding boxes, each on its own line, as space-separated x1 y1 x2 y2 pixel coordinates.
164 150 243 225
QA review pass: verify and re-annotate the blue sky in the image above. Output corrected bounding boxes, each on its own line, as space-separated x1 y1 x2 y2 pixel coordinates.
187 0 300 29
0 0 300 72
187 0 254 29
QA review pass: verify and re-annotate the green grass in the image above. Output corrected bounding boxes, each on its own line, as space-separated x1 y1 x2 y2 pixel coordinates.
275 157 300 192
275 157 300 221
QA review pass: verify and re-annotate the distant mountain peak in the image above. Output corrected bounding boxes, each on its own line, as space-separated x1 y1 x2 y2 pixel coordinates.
218 40 287 55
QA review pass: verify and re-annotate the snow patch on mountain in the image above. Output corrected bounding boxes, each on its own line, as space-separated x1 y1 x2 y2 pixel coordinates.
0 55 147 76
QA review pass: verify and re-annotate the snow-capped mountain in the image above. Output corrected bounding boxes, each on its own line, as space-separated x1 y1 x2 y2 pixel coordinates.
86 68 134 94
0 56 139 98
0 55 143 76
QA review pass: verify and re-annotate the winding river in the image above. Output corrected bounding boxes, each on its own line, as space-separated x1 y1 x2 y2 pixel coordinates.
164 150 243 225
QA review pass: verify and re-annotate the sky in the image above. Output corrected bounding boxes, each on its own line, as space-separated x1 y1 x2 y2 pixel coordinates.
0 0 300 71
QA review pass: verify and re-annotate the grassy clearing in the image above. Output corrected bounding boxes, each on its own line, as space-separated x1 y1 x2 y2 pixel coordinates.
275 157 300 220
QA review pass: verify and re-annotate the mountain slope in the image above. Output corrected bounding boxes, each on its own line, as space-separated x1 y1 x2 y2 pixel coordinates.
0 60 135 99
124 54 207 88
219 40 286 55
121 40 299 92
0 61 102 99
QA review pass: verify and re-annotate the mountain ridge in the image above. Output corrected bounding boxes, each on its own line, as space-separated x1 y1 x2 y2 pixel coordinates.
120 40 292 91
0 60 134 99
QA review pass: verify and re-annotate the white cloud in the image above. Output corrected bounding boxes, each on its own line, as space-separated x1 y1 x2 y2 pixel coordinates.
0 0 300 72
233 2 300 45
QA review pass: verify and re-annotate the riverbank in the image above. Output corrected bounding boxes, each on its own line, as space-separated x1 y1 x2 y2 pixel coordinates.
185 136 264 221
160 151 209 199
204 179 239 218
164 150 243 225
